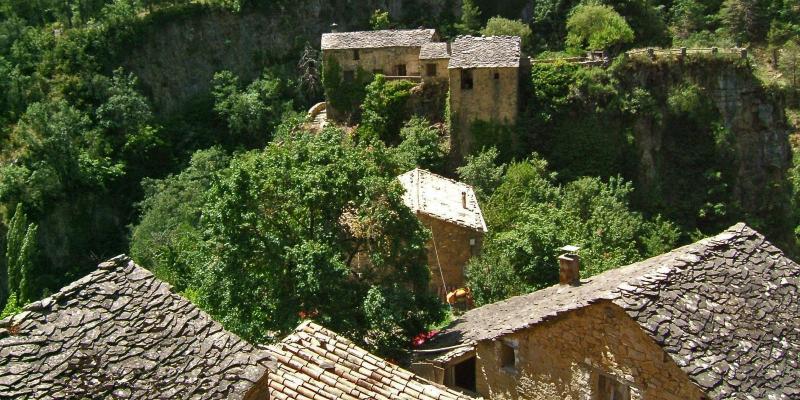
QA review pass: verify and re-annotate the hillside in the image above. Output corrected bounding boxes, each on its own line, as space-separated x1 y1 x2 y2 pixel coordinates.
0 0 798 361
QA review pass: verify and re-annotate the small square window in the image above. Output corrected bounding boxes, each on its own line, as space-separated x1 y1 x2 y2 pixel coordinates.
353 49 360 60
494 72 500 80
596 374 631 400
426 63 437 77
343 70 355 82
461 69 474 90
500 341 516 370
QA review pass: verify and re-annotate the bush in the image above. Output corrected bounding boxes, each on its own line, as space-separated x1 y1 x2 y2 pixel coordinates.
481 17 533 53
359 75 417 144
566 2 635 52
392 117 447 173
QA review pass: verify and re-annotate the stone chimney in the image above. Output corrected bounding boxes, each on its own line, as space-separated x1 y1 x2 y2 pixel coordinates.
557 245 580 285
330 22 339 33
461 192 467 209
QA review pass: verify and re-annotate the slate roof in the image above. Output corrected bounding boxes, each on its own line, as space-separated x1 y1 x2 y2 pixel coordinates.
420 224 800 399
448 36 521 69
267 321 474 400
420 42 450 60
321 29 436 50
398 168 487 232
0 255 273 400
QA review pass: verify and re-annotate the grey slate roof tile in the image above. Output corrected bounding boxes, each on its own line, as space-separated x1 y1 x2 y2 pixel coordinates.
448 36 521 69
321 29 436 50
0 255 273 400
398 168 487 232
420 42 450 60
420 224 800 399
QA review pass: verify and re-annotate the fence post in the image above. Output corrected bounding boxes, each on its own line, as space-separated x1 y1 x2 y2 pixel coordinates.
740 48 747 59
772 48 779 66
711 47 718 56
647 48 655 60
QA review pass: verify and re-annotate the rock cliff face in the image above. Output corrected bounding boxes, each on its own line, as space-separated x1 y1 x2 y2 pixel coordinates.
122 1 458 113
624 57 793 244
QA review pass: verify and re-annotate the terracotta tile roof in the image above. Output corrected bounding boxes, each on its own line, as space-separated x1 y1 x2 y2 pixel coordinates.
420 42 450 60
448 36 521 69
420 224 800 399
321 29 436 50
267 321 474 399
398 168 487 232
0 255 273 400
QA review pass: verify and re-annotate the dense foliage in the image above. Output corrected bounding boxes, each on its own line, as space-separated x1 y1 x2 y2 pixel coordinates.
565 2 635 52
464 151 679 305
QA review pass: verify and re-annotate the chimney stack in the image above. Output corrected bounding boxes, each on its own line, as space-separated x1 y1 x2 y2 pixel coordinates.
461 192 467 209
557 245 580 285
330 22 339 33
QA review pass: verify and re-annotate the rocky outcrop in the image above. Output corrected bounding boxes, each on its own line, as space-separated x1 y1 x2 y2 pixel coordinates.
122 1 458 113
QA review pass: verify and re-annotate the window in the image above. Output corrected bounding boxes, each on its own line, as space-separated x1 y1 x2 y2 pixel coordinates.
452 356 476 392
394 63 407 76
353 49 360 60
343 70 355 82
461 69 474 89
596 374 631 400
500 341 516 370
493 71 500 80
426 63 437 77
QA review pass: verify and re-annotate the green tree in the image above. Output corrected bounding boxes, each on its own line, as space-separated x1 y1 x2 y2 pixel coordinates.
211 69 294 147
467 154 678 305
779 39 800 95
669 0 706 40
719 0 771 44
456 146 506 203
359 75 416 144
392 117 446 173
5 203 27 299
17 222 38 303
566 2 635 51
370 9 391 30
480 17 533 53
191 125 442 358
456 0 483 35
130 147 231 292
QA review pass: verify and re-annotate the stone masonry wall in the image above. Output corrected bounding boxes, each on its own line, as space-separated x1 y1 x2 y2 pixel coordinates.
449 67 519 159
474 301 706 400
420 214 483 299
324 47 423 77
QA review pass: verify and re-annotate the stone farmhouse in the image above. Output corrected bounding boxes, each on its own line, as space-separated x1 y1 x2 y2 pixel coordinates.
398 168 487 300
412 224 800 400
0 255 480 400
321 29 522 158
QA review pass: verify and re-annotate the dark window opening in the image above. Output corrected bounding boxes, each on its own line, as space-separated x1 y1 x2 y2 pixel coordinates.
453 356 476 392
343 70 355 82
461 69 474 90
426 63 437 76
596 374 631 400
494 72 500 80
394 64 407 76
353 49 360 60
500 342 516 370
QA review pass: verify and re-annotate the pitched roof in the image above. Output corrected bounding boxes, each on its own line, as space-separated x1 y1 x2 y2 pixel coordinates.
398 168 487 232
448 36 521 69
420 42 450 60
0 255 273 400
420 224 800 399
321 29 436 50
267 321 473 400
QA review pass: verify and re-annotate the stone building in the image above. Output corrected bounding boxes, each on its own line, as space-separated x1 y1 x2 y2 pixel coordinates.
0 255 273 399
267 320 473 399
413 224 800 399
321 28 438 79
419 42 451 81
448 36 522 159
398 168 487 300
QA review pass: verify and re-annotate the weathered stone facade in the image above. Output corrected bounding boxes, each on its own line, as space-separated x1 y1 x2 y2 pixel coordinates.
324 47 424 78
419 213 483 298
475 301 706 399
449 66 519 157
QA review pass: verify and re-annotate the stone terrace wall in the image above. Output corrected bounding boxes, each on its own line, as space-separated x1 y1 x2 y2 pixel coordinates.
474 301 706 400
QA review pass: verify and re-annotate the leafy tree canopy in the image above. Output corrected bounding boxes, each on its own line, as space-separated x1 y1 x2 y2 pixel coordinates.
480 17 533 53
566 2 635 51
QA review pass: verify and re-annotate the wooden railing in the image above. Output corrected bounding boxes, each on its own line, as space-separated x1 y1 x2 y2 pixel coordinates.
625 47 749 60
